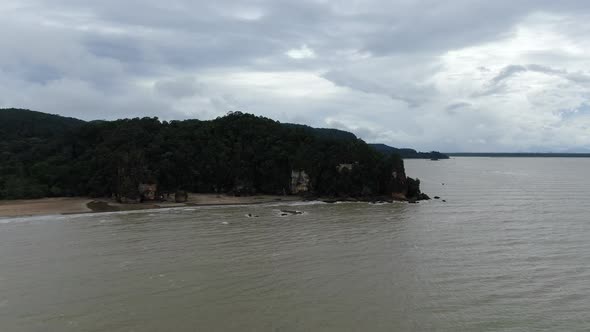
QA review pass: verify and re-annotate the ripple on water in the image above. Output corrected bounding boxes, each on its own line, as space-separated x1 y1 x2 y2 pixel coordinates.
1 158 590 331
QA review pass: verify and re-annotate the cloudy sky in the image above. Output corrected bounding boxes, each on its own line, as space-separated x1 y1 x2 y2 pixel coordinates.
2 0 590 152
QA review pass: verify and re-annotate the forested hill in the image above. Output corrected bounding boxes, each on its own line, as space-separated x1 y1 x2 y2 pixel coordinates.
369 144 449 160
0 108 85 140
283 123 358 141
0 109 424 201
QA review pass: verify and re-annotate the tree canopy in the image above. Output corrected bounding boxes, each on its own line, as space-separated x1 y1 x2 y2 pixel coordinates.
0 109 416 200
369 143 449 160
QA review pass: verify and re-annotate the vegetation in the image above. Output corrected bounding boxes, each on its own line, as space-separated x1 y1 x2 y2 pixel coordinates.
0 108 421 201
369 143 449 160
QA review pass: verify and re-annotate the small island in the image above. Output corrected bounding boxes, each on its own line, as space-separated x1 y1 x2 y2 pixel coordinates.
0 109 430 216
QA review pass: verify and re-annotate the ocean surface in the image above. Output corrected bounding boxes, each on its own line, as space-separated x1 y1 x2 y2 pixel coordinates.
1 157 590 331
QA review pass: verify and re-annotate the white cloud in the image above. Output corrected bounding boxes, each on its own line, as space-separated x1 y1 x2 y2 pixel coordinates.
286 45 316 59
2 1 590 151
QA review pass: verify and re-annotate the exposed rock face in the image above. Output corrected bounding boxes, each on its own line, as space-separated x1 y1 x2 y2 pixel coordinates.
406 177 420 198
390 166 408 196
336 163 354 173
289 161 428 202
291 170 311 194
390 163 428 201
138 183 157 201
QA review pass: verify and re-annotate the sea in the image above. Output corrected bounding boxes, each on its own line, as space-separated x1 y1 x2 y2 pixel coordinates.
1 157 590 331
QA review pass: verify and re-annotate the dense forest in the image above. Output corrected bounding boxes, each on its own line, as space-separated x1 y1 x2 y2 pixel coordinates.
0 108 426 201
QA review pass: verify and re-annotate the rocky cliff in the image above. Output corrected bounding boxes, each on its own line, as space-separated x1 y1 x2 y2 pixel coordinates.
291 158 428 202
389 161 428 201
291 170 311 194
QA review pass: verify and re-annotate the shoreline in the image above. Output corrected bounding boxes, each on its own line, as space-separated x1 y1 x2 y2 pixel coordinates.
0 194 303 218
0 193 424 219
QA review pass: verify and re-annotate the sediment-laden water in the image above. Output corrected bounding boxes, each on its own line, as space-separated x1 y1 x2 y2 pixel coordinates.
2 158 590 331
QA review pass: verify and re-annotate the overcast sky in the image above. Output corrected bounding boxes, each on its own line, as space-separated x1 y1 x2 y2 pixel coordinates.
2 1 590 152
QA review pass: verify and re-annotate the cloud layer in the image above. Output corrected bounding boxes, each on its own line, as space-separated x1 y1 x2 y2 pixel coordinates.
2 0 590 152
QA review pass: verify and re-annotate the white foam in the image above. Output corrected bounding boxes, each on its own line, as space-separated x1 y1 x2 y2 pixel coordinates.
0 214 66 224
262 200 327 208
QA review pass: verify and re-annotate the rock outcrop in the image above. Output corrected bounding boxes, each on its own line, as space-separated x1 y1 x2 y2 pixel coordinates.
290 159 428 203
390 168 408 196
291 170 311 194
138 183 157 201
336 163 355 173
390 163 429 202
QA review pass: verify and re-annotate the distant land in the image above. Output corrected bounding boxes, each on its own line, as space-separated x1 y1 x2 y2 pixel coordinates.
369 144 450 160
447 153 590 158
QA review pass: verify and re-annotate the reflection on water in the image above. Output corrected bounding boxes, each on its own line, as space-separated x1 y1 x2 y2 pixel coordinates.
2 158 590 331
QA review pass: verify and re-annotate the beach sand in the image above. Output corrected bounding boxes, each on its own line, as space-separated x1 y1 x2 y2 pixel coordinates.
0 194 302 218
0 197 93 217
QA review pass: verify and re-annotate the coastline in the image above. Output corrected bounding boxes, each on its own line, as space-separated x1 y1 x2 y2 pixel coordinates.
0 194 303 218
0 193 423 219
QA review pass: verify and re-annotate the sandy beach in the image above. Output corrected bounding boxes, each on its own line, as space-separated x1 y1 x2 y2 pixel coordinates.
0 197 93 217
0 194 302 218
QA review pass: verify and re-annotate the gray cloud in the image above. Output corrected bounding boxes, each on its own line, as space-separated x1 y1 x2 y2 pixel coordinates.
154 77 200 99
445 102 472 114
322 73 435 107
491 65 528 85
490 64 590 85
3 0 590 151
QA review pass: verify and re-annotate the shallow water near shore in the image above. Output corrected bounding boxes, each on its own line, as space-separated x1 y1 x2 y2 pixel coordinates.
2 157 590 331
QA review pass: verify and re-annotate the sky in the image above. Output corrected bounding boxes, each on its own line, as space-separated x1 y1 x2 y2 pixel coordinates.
2 0 590 152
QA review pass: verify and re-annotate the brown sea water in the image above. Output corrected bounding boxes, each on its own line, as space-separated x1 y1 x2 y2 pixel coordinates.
1 157 590 331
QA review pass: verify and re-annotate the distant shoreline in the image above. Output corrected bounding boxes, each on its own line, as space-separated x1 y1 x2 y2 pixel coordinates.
0 194 303 219
446 153 590 158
